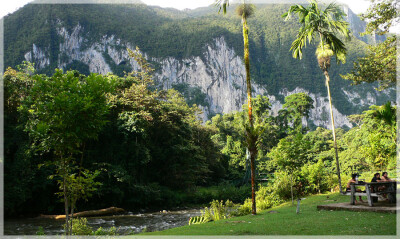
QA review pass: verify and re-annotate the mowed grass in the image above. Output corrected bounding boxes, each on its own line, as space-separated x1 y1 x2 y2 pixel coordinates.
142 193 396 235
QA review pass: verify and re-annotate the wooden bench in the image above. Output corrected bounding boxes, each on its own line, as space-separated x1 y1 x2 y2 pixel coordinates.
342 181 397 207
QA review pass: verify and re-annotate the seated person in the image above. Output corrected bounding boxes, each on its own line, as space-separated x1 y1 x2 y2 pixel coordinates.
371 173 381 182
380 172 393 200
346 174 363 202
381 172 393 182
370 173 382 192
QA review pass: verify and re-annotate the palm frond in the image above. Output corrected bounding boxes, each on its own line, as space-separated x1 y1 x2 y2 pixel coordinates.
335 51 346 64
282 5 307 21
307 28 314 43
374 101 396 126
331 20 350 38
290 29 310 59
322 3 350 36
215 0 230 14
309 0 319 16
323 2 344 21
285 0 350 63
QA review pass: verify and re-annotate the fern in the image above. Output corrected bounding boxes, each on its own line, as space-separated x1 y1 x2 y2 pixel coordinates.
188 216 209 225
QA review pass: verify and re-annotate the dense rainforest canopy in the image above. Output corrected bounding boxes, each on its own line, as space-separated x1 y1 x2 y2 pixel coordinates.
4 59 396 217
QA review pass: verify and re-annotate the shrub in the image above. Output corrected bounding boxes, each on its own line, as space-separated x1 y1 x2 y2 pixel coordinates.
68 218 93 236
256 185 283 210
203 200 228 221
189 199 239 225
234 199 252 216
326 173 339 192
300 160 330 194
36 226 45 236
269 171 292 200
234 185 284 216
65 217 119 235
94 226 118 235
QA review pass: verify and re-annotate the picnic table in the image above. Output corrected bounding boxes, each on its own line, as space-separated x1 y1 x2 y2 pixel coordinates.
347 181 397 207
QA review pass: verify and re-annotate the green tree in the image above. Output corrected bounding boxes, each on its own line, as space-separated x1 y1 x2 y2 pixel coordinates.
282 93 314 134
300 159 326 194
208 110 249 181
216 0 258 214
3 62 45 217
268 134 311 206
209 95 280 181
341 36 396 90
282 0 350 193
247 95 280 172
342 0 398 90
4 62 35 113
338 103 396 173
372 101 396 127
21 70 114 235
114 47 219 190
360 103 396 170
361 0 398 35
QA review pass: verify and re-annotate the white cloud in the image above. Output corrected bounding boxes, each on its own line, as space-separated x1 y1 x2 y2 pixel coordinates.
142 0 214 10
0 0 32 18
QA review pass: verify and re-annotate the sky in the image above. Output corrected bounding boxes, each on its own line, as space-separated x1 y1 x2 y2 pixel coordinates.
0 0 373 19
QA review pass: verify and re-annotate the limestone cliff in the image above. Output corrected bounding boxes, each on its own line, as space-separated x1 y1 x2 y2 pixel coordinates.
22 21 392 129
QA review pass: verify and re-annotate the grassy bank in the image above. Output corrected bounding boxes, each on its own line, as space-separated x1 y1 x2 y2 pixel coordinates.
142 193 396 235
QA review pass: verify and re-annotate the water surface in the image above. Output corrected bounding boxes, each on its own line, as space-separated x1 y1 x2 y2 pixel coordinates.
4 209 201 235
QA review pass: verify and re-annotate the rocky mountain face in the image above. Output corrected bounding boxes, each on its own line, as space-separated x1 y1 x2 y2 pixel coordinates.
342 6 386 44
12 3 394 129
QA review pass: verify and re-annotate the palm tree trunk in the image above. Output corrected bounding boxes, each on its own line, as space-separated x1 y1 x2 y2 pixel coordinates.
243 19 252 127
324 70 343 193
242 15 256 215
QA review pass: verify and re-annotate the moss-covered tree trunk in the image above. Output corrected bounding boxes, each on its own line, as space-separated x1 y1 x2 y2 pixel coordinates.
242 14 257 215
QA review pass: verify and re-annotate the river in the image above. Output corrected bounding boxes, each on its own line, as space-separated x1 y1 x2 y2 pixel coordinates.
4 208 201 235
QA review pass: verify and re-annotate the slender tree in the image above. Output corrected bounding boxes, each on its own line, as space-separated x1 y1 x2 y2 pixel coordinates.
282 93 314 134
282 0 350 193
21 70 114 234
216 0 257 214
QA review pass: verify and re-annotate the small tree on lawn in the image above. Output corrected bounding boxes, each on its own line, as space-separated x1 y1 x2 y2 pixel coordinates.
268 133 311 207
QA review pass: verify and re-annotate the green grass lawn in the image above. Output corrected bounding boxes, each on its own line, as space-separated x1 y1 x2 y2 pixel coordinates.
142 193 396 235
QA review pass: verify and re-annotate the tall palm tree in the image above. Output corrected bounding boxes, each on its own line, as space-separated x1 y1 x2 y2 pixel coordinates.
282 0 350 193
216 0 257 214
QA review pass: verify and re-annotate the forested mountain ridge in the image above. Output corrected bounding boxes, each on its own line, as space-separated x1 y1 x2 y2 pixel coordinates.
4 2 394 129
